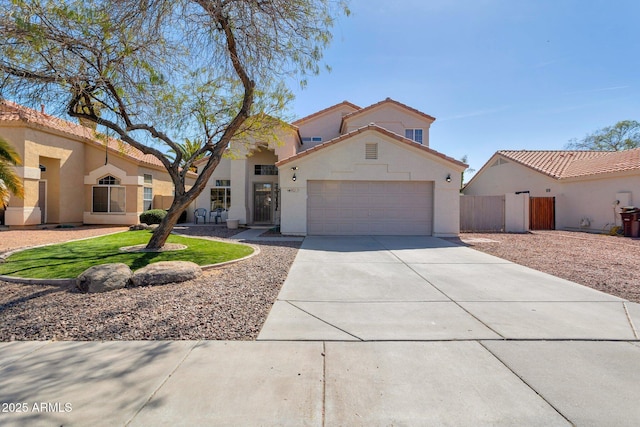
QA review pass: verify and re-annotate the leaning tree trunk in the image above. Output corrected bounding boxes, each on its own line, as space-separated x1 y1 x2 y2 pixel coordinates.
146 197 192 249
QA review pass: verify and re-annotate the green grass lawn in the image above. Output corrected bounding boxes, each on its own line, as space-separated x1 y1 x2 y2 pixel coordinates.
0 230 254 279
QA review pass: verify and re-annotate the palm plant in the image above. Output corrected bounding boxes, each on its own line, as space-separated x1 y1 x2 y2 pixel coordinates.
168 138 205 172
0 136 24 208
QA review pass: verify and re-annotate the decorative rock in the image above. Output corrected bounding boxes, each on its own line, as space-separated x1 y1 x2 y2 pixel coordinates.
131 261 202 287
129 223 159 231
129 223 148 231
77 263 133 293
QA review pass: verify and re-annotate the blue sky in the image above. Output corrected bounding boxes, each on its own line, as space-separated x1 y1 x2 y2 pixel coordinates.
288 0 640 178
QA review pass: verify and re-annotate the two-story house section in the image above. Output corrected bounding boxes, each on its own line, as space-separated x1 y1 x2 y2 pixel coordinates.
195 98 467 236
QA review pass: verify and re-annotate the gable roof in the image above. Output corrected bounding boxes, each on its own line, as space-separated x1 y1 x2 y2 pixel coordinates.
340 98 436 133
276 123 467 169
291 100 361 125
0 100 167 170
496 149 640 179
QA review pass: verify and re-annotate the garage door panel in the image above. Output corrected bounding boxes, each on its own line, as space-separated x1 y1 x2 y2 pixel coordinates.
353 209 369 220
307 181 324 193
307 180 433 236
307 196 325 208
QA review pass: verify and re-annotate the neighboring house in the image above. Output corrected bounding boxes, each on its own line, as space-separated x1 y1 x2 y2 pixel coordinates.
463 149 640 232
194 98 467 236
0 101 194 227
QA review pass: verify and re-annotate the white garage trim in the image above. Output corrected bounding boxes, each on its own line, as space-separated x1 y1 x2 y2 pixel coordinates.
307 180 434 235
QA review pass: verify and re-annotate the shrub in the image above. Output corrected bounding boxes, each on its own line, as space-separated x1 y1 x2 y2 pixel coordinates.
139 209 167 225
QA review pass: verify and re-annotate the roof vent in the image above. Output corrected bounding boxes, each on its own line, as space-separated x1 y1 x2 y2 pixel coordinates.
365 143 378 160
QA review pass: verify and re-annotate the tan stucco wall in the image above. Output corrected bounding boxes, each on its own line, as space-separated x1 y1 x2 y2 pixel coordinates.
83 144 140 224
504 193 530 232
559 173 637 231
296 104 358 149
464 156 559 197
279 130 463 236
342 104 434 146
139 167 174 209
2 126 85 225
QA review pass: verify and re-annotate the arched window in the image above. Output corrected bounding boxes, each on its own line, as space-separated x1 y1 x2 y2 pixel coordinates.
93 175 125 213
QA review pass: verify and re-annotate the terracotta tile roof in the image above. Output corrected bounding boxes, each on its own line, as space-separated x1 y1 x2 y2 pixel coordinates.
340 98 436 132
497 149 640 179
0 100 166 169
276 123 467 169
291 100 361 125
563 148 640 178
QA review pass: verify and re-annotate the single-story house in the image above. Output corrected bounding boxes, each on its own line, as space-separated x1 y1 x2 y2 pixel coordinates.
463 149 640 232
0 100 194 227
194 98 467 236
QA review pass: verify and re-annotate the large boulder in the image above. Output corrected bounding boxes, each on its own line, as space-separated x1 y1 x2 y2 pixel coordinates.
77 263 133 293
131 261 202 287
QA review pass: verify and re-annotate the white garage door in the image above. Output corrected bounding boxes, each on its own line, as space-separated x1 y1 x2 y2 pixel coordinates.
307 180 433 235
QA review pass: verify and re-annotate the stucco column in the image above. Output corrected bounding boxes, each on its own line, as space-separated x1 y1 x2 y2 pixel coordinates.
228 158 248 224
5 166 42 226
432 183 461 237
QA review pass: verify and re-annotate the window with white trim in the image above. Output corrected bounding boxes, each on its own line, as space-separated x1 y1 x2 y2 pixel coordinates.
211 180 231 211
143 188 153 210
143 174 153 210
93 175 125 213
405 129 423 144
301 136 322 143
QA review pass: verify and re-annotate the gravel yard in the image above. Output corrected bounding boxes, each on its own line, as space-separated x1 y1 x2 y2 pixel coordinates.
0 225 299 341
1 226 639 341
456 231 640 303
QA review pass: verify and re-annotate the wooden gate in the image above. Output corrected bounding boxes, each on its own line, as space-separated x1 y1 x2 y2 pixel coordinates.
460 195 505 232
530 197 555 230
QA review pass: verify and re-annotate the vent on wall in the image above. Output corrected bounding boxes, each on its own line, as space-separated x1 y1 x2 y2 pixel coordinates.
365 143 378 160
491 158 508 167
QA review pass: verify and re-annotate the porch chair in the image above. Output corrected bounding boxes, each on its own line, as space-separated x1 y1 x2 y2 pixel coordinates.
209 208 226 224
194 208 207 224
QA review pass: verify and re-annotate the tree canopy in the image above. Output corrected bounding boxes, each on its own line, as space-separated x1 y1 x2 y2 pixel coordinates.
566 120 640 151
0 0 348 247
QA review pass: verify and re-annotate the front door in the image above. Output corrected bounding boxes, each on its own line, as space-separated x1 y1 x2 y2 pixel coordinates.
253 183 273 223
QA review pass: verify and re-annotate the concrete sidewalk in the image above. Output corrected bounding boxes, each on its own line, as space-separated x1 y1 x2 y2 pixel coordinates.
1 235 640 426
2 339 640 425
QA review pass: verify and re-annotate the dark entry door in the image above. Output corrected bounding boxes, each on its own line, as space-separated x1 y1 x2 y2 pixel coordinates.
38 180 47 224
530 197 555 230
253 183 273 223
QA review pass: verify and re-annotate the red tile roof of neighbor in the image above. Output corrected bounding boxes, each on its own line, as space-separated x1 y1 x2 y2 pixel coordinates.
276 123 467 169
0 100 166 169
498 149 640 179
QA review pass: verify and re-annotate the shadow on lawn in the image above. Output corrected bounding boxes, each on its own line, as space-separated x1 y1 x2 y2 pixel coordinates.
1 251 168 278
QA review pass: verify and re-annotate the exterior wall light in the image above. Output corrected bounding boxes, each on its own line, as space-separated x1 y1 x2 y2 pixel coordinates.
292 173 297 182
291 166 299 171
446 174 451 182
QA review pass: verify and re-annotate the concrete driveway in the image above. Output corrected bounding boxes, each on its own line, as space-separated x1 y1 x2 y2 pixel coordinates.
259 236 637 341
2 235 640 426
